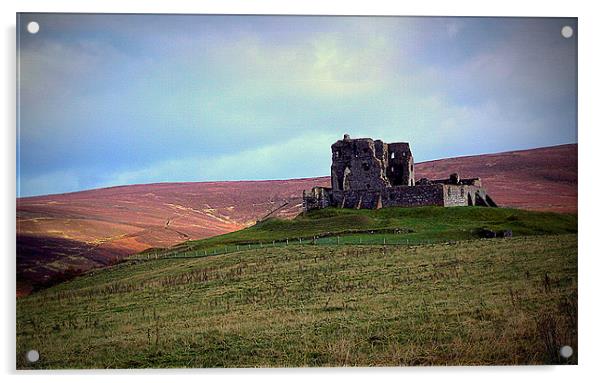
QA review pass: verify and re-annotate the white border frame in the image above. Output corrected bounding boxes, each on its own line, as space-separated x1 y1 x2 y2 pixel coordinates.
2 1 599 383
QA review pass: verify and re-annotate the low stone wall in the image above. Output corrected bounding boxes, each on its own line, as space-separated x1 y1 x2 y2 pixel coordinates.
302 187 332 211
330 185 446 209
303 184 496 211
443 185 470 206
443 185 495 207
383 185 445 208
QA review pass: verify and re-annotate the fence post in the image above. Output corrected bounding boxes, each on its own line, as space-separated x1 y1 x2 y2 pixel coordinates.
383 237 386 245
337 236 340 245
260 242 263 248
248 244 251 249
272 240 275 247
286 238 289 246
204 250 207 256
359 237 362 245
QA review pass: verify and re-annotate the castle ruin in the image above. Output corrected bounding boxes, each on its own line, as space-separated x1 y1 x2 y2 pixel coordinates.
303 134 497 211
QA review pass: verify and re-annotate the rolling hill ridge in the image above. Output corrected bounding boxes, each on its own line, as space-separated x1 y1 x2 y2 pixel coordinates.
17 144 577 295
17 207 578 367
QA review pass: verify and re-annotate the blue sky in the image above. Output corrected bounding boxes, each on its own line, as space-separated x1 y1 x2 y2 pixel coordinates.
17 14 577 197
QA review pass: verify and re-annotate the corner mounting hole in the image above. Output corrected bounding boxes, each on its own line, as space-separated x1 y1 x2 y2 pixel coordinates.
561 25 573 39
559 345 573 359
25 349 39 363
27 21 40 34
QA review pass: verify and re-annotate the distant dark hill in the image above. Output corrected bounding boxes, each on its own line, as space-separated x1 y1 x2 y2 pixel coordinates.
16 144 576 296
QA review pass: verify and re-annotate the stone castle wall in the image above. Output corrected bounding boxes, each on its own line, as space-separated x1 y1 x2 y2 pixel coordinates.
302 135 497 212
330 137 390 192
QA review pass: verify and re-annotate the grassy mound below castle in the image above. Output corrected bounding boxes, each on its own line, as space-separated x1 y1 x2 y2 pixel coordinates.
17 207 577 368
144 206 577 258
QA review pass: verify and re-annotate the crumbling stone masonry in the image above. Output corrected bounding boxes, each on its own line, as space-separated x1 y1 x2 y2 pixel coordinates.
303 135 497 211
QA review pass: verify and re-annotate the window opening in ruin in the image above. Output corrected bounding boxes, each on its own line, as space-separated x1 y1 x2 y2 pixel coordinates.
391 152 395 159
447 187 451 196
335 150 340 158
402 152 406 157
391 166 394 172
343 167 352 191
461 187 465 197
362 162 370 171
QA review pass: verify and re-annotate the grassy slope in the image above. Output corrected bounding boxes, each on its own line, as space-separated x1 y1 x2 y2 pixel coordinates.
156 206 577 256
16 207 578 368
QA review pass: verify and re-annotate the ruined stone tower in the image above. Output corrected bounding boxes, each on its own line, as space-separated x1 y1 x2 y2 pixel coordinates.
330 134 415 194
303 134 497 211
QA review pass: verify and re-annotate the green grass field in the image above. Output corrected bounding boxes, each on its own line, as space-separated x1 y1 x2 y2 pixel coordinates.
140 206 577 258
16 207 578 368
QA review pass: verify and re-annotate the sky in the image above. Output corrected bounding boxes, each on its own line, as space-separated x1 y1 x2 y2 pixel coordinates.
17 14 577 197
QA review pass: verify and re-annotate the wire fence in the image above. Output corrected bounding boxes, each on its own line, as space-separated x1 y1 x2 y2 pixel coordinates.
128 234 466 261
